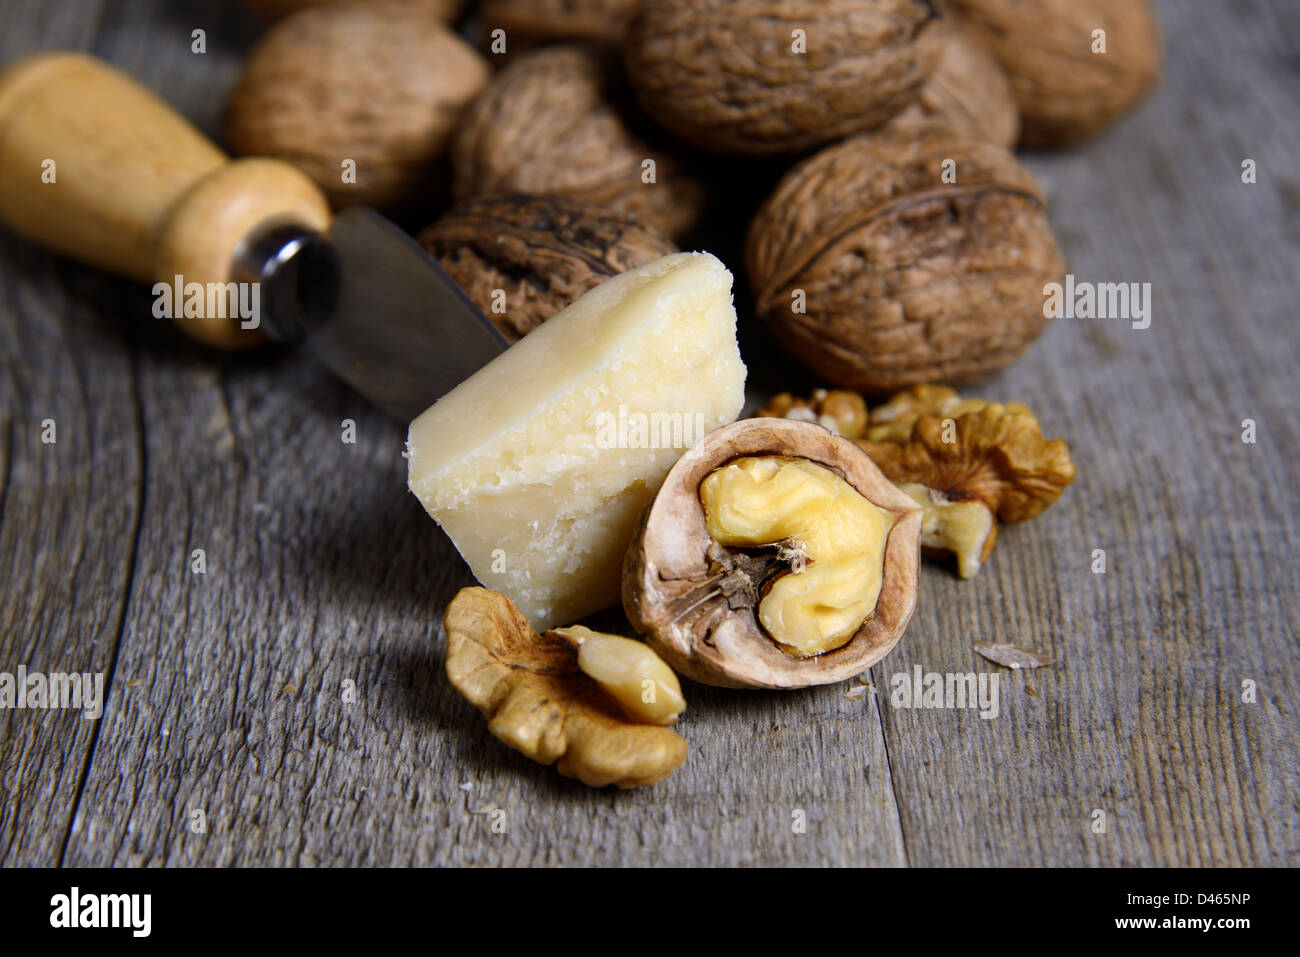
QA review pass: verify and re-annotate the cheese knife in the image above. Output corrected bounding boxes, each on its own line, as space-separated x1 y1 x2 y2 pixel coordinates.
0 52 507 421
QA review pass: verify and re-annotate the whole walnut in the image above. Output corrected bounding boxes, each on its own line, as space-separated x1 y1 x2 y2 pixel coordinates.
480 0 639 45
417 193 678 342
452 46 704 239
240 0 465 22
885 20 1019 149
938 0 1162 147
623 0 943 156
746 127 1065 394
226 4 489 208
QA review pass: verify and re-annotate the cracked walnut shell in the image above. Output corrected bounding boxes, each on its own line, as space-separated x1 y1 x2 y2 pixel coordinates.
416 193 677 342
623 418 922 689
624 0 943 156
451 46 704 239
746 127 1065 394
444 587 687 788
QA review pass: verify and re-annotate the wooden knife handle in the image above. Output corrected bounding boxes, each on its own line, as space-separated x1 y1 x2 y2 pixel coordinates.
0 52 330 348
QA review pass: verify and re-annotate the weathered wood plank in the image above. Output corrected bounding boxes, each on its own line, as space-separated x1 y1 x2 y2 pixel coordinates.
3 0 1297 866
0 0 139 869
874 0 1300 866
49 0 911 867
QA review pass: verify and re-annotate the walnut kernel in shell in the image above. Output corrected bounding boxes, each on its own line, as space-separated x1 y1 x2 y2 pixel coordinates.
416 193 678 342
745 126 1066 394
623 418 922 689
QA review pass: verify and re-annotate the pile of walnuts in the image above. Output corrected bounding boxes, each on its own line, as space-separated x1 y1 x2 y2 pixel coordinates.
224 0 1156 787
227 0 1161 383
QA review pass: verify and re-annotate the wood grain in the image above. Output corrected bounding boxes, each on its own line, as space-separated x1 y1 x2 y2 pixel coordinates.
1 0 1297 866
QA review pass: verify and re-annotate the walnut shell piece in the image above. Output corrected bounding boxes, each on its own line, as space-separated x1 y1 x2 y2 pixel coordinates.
225 4 489 208
746 127 1066 394
452 46 704 239
855 385 1077 577
444 587 688 788
938 0 1162 148
416 193 678 342
884 19 1019 148
623 0 942 156
623 419 922 689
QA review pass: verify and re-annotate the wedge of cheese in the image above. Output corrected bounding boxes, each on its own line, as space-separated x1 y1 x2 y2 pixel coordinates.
407 252 746 629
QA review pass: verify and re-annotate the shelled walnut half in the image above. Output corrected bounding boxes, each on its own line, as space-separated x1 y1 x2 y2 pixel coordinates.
444 587 688 788
855 385 1076 578
623 419 922 689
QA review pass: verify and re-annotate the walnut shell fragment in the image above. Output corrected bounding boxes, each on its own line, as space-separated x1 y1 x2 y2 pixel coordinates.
444 587 688 788
938 0 1162 148
855 385 1076 577
225 4 489 208
623 419 922 689
973 642 1053 670
416 193 677 342
452 46 704 239
746 127 1065 394
884 19 1019 148
624 0 942 156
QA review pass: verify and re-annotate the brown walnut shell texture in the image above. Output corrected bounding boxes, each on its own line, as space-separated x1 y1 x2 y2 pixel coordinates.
623 419 923 690
240 0 465 22
481 0 640 45
746 127 1066 394
623 0 943 156
885 19 1019 148
226 4 489 209
938 0 1162 148
452 46 704 239
417 193 678 342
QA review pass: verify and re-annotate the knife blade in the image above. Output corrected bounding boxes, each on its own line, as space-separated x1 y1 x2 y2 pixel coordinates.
236 209 508 421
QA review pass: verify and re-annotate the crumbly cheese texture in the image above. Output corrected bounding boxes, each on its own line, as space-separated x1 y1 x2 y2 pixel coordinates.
407 252 746 629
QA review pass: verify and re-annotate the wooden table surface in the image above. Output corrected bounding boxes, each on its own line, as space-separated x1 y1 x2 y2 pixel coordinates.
2 0 1297 867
